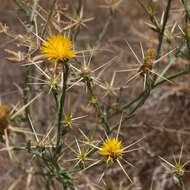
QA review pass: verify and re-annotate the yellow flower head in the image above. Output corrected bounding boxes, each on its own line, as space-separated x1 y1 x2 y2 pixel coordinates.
99 138 123 164
41 34 75 62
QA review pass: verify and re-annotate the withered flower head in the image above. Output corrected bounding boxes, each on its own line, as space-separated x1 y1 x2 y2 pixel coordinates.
0 105 10 135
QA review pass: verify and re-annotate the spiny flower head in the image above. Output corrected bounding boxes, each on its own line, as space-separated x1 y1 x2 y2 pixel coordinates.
145 49 156 61
99 137 123 164
41 34 75 62
76 148 88 162
140 49 156 75
160 156 186 177
174 163 184 176
81 65 92 76
104 0 122 13
160 145 190 177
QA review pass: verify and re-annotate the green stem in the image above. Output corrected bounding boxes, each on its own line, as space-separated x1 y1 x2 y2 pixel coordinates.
155 43 175 84
72 0 83 41
95 12 113 47
41 0 58 38
181 0 190 20
29 0 38 28
109 70 190 119
156 0 172 62
183 15 190 57
86 79 111 134
55 63 69 150
136 0 159 30
178 176 186 190
154 70 189 87
23 65 34 131
108 88 147 118
13 0 38 28
13 0 30 17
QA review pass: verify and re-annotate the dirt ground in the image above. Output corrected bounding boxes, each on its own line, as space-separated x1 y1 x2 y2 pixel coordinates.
0 0 190 190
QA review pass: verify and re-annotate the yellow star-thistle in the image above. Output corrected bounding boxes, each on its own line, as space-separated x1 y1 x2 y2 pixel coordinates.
99 138 123 164
41 34 75 62
160 145 190 177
